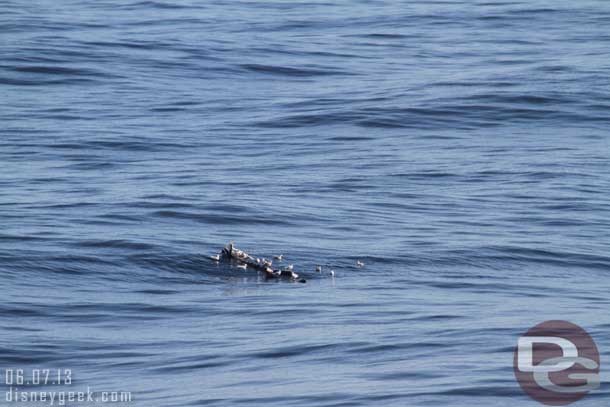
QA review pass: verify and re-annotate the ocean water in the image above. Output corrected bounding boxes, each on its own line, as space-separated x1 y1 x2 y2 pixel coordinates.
1 0 609 405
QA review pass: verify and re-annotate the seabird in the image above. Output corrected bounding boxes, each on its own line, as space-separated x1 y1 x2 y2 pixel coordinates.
236 263 247 270
263 267 280 279
273 254 283 261
210 254 220 261
356 260 364 267
316 265 322 273
330 270 335 277
285 264 293 271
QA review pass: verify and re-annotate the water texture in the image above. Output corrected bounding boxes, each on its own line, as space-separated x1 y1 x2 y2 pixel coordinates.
1 0 609 406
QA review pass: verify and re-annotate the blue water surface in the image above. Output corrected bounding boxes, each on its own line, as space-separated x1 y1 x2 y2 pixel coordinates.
1 1 609 406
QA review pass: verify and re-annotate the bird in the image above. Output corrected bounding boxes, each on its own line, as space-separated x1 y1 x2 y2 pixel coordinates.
329 270 335 277
210 254 220 262
316 265 322 273
236 263 247 270
356 260 364 267
256 258 261 264
285 264 293 271
273 254 283 261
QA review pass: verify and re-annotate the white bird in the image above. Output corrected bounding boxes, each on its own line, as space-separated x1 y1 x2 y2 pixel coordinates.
256 258 261 264
273 254 283 261
236 263 247 270
356 260 364 267
210 254 220 261
329 270 335 277
316 265 322 273
285 264 293 271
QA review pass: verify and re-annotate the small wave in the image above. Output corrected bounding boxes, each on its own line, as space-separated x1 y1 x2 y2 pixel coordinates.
75 239 157 250
123 0 196 10
10 65 97 75
152 210 293 226
135 289 179 295
253 343 337 359
0 77 95 86
0 234 46 242
151 360 229 373
62 162 116 170
488 246 610 271
239 63 350 77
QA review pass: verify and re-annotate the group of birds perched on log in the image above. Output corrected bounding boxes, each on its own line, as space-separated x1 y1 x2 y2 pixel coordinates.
209 242 365 283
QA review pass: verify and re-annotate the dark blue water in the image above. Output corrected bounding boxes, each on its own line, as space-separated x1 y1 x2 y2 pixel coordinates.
1 0 609 405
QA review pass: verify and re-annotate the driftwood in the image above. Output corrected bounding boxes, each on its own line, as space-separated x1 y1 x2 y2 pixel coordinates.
221 242 305 283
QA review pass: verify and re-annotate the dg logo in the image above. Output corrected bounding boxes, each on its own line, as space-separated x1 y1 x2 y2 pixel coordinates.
514 321 600 405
